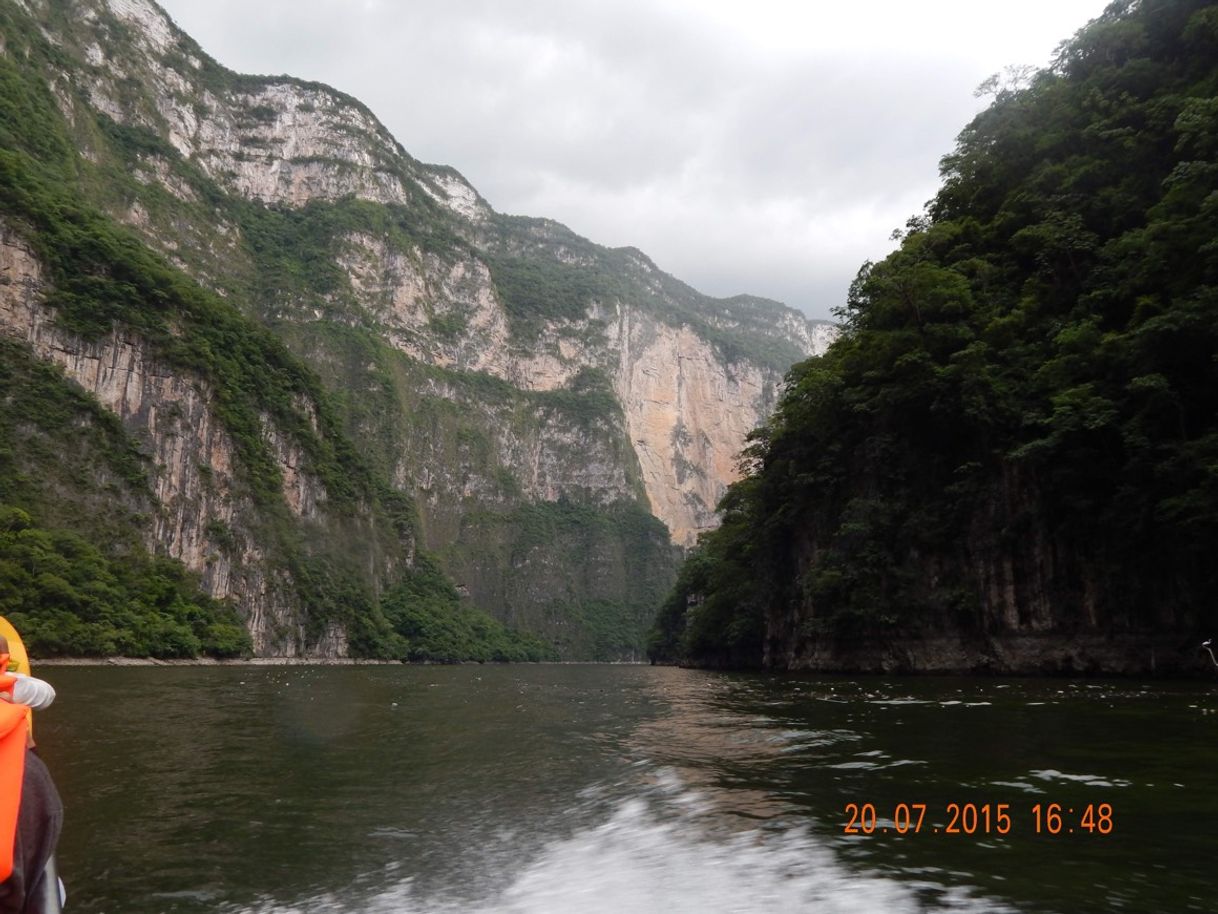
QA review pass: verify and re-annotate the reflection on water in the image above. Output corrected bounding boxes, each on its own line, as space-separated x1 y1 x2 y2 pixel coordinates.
35 666 1218 914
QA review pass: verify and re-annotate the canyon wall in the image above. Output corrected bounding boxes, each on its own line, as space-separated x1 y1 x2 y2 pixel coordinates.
0 0 835 656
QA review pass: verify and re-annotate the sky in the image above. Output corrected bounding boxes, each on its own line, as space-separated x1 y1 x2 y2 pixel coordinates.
155 0 1107 320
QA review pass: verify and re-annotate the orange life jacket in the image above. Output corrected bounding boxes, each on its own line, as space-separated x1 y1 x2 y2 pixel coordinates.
0 700 28 882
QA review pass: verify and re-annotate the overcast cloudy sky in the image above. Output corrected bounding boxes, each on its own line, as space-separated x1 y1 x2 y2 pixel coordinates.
156 0 1105 320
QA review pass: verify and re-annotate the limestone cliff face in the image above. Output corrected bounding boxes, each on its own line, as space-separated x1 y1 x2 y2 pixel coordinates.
334 229 831 543
338 235 514 377
611 314 774 545
4 0 836 656
30 0 833 548
403 373 638 510
63 0 489 220
350 248 809 541
0 222 342 655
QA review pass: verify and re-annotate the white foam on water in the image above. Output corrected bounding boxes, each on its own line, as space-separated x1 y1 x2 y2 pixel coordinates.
988 780 1044 795
1029 769 1132 788
232 792 1016 914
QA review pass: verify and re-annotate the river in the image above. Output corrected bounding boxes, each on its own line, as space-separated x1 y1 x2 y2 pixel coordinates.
34 665 1216 913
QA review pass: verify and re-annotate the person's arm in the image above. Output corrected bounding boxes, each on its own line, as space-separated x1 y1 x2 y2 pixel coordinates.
7 674 54 712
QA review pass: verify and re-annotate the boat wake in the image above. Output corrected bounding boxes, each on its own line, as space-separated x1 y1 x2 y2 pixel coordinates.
231 771 1016 914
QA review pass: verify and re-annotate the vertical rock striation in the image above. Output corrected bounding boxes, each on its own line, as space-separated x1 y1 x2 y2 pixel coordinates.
0 222 340 655
1 0 836 655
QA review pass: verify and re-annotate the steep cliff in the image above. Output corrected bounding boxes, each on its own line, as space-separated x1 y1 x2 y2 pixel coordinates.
652 0 1218 675
0 206 388 656
0 0 829 657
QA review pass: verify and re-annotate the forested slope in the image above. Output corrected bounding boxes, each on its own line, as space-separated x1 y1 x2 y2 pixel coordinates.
0 1 548 660
0 0 826 659
652 0 1218 673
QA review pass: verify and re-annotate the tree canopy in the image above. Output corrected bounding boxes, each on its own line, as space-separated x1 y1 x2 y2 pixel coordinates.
652 0 1218 668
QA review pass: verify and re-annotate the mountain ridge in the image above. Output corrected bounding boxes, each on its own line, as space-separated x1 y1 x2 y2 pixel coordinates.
0 0 833 658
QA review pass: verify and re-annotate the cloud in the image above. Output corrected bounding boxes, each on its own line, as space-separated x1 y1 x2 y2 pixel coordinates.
157 0 1105 319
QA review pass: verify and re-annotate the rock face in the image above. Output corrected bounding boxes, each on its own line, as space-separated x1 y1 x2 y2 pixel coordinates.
0 223 342 654
77 0 486 216
1 0 836 656
335 229 812 542
755 463 1195 676
613 315 773 544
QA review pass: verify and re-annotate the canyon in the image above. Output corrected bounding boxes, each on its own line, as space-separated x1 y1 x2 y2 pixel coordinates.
0 0 833 657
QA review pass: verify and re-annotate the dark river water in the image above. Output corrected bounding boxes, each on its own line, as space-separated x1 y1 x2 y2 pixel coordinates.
32 665 1218 913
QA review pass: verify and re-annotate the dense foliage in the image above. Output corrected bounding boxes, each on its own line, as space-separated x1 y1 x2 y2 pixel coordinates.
0 333 260 656
653 0 1218 666
376 556 554 662
0 3 551 662
0 506 251 657
452 499 673 661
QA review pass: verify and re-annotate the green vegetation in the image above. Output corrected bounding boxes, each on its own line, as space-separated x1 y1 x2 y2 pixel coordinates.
0 2 561 662
0 340 253 658
0 338 148 506
654 0 1218 667
538 367 621 430
377 555 553 662
233 195 467 314
486 216 812 372
450 499 674 660
0 505 251 658
488 248 622 326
